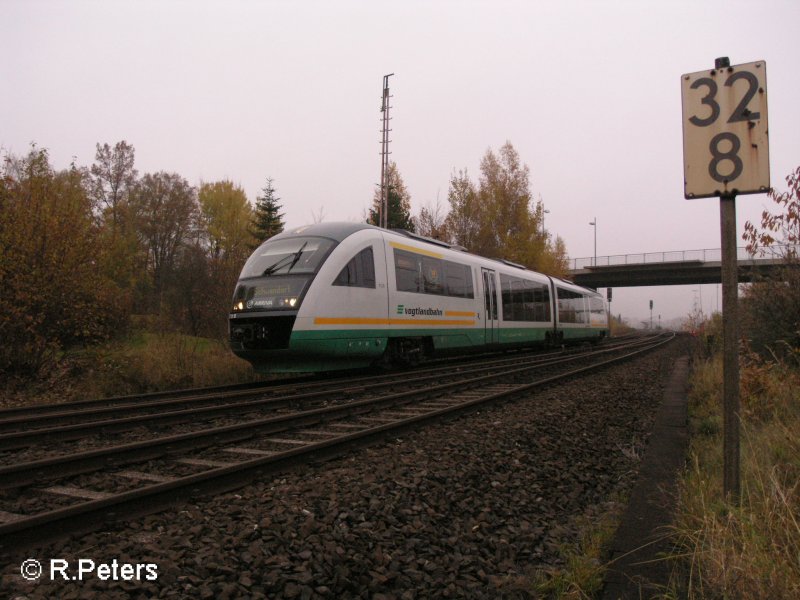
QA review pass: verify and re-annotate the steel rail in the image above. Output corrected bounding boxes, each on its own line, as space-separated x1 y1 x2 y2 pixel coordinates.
0 336 661 450
0 336 668 487
0 334 652 423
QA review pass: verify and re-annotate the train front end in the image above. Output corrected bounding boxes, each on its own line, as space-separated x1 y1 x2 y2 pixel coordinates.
228 229 336 373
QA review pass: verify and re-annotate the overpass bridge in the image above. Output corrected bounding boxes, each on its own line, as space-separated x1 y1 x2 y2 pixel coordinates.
568 245 796 289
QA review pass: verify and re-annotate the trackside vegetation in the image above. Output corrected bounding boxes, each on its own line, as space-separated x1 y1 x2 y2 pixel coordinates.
510 166 800 598
2 139 568 393
666 167 800 599
0 333 259 409
526 497 626 598
667 338 800 598
0 143 278 379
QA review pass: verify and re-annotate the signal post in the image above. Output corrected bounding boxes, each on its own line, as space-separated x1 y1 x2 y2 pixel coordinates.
681 57 770 502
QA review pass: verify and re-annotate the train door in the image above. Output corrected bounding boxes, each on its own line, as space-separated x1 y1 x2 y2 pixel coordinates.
481 268 500 344
546 276 559 344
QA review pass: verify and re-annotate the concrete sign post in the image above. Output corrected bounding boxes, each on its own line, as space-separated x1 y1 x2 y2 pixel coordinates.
681 57 770 502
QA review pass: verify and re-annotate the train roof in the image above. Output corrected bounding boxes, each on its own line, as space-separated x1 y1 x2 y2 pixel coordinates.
551 276 601 296
274 222 469 252
271 222 599 296
274 222 381 243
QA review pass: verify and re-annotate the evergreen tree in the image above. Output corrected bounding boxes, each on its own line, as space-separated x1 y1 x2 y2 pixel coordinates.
369 162 415 232
251 177 285 247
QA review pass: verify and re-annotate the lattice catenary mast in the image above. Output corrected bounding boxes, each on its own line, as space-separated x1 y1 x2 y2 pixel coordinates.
379 73 394 229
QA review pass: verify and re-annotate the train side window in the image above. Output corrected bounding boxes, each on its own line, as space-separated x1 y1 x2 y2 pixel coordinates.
421 255 444 295
574 292 584 323
394 249 475 298
511 279 524 320
534 283 551 322
577 294 589 323
333 247 376 288
501 275 513 320
573 292 586 323
509 280 552 322
500 274 530 321
463 266 474 298
394 249 421 292
557 287 578 323
521 280 535 321
444 261 474 298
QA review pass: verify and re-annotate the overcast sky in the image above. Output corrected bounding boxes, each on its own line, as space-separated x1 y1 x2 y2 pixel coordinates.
2 0 799 325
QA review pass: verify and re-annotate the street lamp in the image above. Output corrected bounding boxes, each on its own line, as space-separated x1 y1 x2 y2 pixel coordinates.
588 218 597 266
542 209 550 237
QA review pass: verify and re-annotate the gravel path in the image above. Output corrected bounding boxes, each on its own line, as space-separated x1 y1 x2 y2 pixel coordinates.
1 338 690 599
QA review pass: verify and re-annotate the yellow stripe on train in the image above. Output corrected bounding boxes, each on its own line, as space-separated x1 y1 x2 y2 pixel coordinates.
388 241 444 258
313 317 475 327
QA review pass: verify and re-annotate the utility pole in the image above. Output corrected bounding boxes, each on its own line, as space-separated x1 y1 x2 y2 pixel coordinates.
540 195 550 238
379 73 394 229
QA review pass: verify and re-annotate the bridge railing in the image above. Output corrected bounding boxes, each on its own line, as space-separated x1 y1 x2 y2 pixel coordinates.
569 244 796 270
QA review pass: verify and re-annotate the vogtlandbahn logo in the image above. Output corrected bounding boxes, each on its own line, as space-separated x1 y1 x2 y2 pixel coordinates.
397 305 443 317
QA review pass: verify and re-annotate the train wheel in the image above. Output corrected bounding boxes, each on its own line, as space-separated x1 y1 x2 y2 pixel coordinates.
385 338 429 367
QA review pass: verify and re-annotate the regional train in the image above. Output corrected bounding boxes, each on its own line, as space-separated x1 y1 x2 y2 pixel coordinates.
229 222 609 373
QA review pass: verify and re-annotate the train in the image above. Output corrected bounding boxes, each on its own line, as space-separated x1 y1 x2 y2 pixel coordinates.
229 222 609 373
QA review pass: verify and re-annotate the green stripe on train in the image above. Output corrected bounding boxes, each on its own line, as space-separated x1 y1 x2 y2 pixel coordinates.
289 326 559 357
246 326 606 373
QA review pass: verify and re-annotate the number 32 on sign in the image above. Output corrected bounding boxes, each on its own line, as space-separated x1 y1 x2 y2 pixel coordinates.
681 60 769 199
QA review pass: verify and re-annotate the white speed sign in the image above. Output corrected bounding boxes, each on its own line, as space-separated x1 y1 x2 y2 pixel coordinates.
681 60 769 199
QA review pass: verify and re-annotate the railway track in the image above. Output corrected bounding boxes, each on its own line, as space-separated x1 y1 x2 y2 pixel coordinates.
0 333 646 422
0 333 673 552
0 334 649 446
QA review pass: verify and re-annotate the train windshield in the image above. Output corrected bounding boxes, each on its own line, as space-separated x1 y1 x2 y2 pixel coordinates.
239 236 336 279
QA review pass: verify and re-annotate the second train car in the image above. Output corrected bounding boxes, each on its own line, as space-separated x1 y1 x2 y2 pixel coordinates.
229 222 608 373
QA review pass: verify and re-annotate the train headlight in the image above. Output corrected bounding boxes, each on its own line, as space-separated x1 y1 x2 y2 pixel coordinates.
288 297 297 307
234 301 244 311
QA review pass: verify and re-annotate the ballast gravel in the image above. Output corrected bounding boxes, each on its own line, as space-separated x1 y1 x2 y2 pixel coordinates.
1 338 690 599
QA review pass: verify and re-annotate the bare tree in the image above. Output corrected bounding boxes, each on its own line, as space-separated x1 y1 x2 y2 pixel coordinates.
444 142 568 276
444 168 480 249
741 165 800 358
310 204 327 224
476 141 535 257
414 194 449 241
131 172 198 313
90 141 137 234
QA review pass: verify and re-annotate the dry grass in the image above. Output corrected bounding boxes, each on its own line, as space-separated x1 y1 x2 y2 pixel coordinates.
117 332 257 393
0 332 259 408
532 501 626 598
497 497 627 599
667 353 800 599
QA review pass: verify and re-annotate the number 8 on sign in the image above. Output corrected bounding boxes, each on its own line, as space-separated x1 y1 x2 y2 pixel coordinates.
681 60 769 199
709 132 742 183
